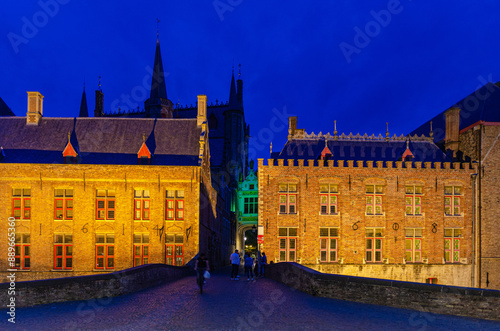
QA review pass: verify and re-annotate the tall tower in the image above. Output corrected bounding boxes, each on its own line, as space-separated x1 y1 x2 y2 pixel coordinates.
223 67 246 188
144 34 173 118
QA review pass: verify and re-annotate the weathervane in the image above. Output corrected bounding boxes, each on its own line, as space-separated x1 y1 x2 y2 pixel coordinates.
157 18 160 39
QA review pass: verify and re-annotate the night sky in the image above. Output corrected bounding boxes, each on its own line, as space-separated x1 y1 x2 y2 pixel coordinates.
3 1 500 161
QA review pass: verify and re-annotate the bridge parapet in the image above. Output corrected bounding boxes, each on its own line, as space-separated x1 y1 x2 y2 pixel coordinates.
266 262 500 321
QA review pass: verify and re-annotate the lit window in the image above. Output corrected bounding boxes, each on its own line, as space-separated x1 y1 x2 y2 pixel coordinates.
55 189 73 220
133 233 149 267
444 186 461 216
278 227 297 262
14 233 30 270
320 184 338 215
405 228 422 263
165 234 184 266
319 228 338 262
96 190 115 220
366 185 383 215
12 188 31 220
134 190 150 221
366 228 383 263
444 228 461 263
96 233 115 269
54 234 73 270
166 190 184 220
405 186 422 215
279 184 297 214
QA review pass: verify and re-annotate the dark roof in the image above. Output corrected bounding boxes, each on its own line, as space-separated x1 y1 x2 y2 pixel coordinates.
0 97 15 117
0 117 201 165
276 138 449 163
409 82 500 142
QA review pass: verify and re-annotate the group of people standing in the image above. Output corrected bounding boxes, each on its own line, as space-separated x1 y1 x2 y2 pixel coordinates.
230 249 267 281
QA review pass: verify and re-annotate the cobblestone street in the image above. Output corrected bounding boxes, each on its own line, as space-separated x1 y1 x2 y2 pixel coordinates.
2 268 500 331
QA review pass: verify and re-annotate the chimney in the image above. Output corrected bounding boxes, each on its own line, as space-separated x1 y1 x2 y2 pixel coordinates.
444 106 460 152
288 116 297 140
26 91 43 125
94 89 103 117
197 95 207 126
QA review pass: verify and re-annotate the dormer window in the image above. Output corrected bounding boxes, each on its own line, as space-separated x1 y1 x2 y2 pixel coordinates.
137 133 152 165
62 132 79 164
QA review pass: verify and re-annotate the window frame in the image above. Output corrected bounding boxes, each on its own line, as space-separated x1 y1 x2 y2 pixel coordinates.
165 190 185 221
96 190 115 221
134 189 150 221
54 189 73 220
444 186 462 216
405 228 423 263
365 185 383 215
320 184 338 215
12 188 31 220
14 233 30 270
365 228 383 263
278 227 298 262
319 227 338 262
53 234 73 270
444 228 461 263
244 196 258 215
405 185 422 216
165 234 184 266
95 233 115 270
279 184 297 215
133 233 150 267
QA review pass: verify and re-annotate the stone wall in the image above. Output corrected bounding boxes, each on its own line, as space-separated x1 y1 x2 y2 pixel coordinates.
0 263 192 308
266 262 500 321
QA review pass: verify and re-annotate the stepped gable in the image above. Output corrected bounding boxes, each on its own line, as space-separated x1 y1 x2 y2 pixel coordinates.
0 117 201 165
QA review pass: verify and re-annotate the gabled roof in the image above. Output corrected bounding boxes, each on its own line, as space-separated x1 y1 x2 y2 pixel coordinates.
409 82 500 141
0 117 201 165
0 97 15 117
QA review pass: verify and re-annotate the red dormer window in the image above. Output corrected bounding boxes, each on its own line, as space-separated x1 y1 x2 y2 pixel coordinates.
320 140 332 160
137 135 152 164
63 133 78 164
402 141 413 161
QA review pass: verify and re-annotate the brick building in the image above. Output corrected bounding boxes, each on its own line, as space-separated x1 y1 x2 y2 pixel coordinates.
258 117 476 287
410 81 500 289
0 35 247 281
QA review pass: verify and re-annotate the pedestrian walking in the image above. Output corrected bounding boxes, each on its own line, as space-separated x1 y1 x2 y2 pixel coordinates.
253 256 259 278
230 249 240 280
260 252 267 277
244 253 254 281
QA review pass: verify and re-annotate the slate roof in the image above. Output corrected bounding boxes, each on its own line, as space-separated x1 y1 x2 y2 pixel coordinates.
0 97 15 117
409 82 500 142
275 138 449 164
0 117 201 165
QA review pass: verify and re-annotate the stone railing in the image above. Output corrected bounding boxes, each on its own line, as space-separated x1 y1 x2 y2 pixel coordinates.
266 262 500 321
0 264 193 308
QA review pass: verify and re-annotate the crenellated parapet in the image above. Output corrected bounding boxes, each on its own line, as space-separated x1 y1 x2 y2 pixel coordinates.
258 158 474 171
292 131 433 142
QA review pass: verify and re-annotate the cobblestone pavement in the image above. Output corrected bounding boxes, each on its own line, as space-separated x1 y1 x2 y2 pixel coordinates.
2 267 500 331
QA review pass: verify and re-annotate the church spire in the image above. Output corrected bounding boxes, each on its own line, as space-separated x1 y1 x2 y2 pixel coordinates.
79 85 88 117
228 68 238 110
150 35 168 100
145 24 173 118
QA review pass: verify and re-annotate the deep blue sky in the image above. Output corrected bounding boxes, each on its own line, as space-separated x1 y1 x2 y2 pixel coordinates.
2 1 500 161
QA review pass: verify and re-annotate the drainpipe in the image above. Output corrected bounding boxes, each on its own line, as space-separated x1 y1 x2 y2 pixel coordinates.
471 172 478 287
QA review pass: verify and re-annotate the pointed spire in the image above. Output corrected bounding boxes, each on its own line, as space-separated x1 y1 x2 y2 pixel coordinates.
228 69 238 109
385 122 390 141
79 85 88 117
150 33 168 100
